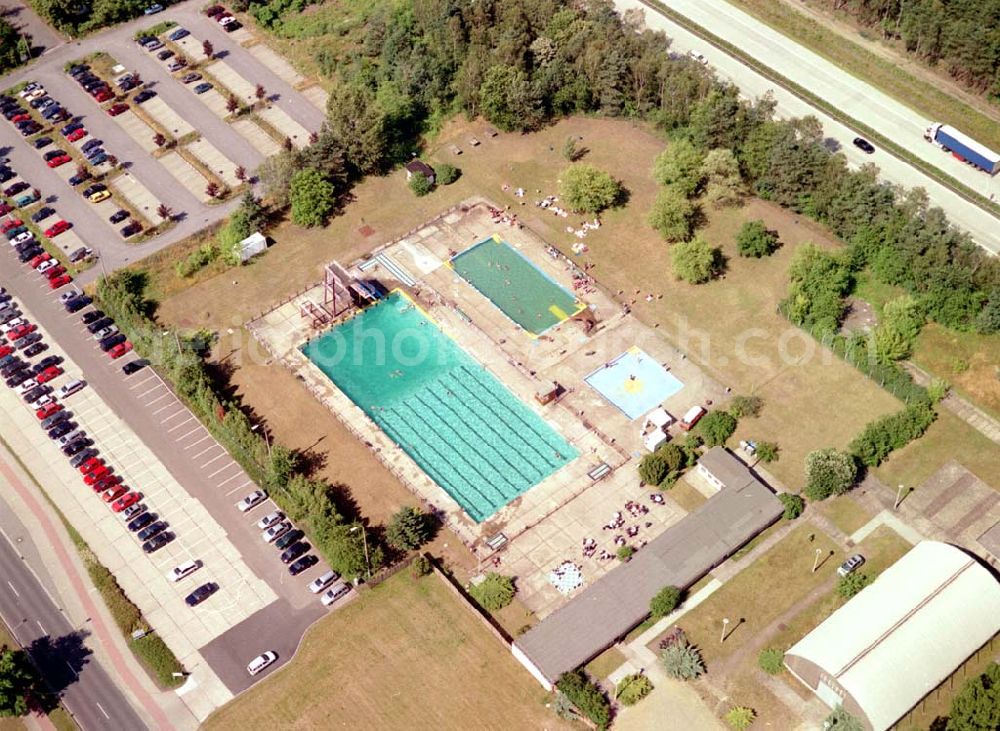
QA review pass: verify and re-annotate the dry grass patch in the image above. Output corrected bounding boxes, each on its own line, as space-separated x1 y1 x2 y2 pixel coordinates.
913 324 1000 420
816 495 872 536
204 571 569 731
584 646 627 681
666 476 708 513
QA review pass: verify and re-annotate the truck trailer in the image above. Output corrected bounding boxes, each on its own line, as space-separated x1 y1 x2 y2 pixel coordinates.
924 123 1000 175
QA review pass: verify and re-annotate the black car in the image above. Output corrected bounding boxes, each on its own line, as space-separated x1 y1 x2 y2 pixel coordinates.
81 138 102 153
23 385 49 403
128 512 156 532
274 529 304 551
22 342 46 357
34 356 62 372
29 96 50 109
87 317 113 334
288 554 318 576
185 583 217 607
99 333 126 352
48 421 76 440
853 137 876 155
81 310 104 325
68 64 89 77
137 521 167 541
41 411 70 430
60 121 83 136
134 90 156 104
82 183 106 197
4 182 28 197
18 247 42 263
280 542 309 564
3 363 28 380
0 169 13 183
32 136 52 149
109 209 128 224
65 296 91 313
143 532 173 553
15 333 42 350
68 172 90 186
122 359 148 376
43 149 64 161
121 222 142 238
61 438 91 456
41 105 63 120
155 50 173 61
69 448 99 468
31 207 56 223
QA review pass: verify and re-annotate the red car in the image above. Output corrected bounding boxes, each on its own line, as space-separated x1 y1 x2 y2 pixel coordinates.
49 274 72 289
35 365 62 383
11 113 30 123
0 219 22 233
36 403 62 420
78 457 103 474
0 203 12 216
44 266 66 280
29 252 51 267
108 341 132 359
46 155 71 168
66 128 86 142
83 465 110 484
107 103 129 116
91 474 122 493
0 345 12 358
93 88 113 103
102 485 127 503
44 220 70 237
7 323 36 340
111 492 139 512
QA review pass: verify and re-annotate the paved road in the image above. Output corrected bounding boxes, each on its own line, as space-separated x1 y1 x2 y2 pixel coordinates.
0 531 148 731
621 0 1000 254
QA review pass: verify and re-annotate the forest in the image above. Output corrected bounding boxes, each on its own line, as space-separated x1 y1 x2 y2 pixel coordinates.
819 0 1000 99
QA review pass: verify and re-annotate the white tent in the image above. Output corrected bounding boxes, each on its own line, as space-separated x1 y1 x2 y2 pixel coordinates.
238 232 267 263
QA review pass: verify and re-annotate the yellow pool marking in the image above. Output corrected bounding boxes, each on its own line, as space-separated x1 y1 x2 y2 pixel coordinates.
622 378 645 394
549 304 568 320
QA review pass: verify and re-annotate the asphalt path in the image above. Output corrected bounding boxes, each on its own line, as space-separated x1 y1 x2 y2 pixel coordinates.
0 531 148 731
619 0 1000 254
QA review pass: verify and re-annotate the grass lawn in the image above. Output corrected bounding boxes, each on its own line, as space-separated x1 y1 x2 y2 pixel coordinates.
666 476 707 513
204 571 569 731
584 647 627 681
912 324 1000 420
815 495 873 537
876 410 1000 492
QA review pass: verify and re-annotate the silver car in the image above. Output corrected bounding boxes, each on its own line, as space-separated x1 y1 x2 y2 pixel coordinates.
256 510 284 530
261 521 291 543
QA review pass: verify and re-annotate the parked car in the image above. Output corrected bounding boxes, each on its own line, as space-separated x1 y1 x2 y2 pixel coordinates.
122 359 148 375
134 90 156 104
31 207 55 223
108 341 132 359
181 72 202 84
44 220 71 237
320 583 351 607
193 83 213 95
837 554 866 577
261 521 291 543
46 154 71 169
167 60 187 73
156 49 174 61
68 172 90 186
169 28 190 41
236 490 266 512
128 512 156 533
81 138 102 152
143 3 164 14
142 532 173 553
246 651 277 676
69 449 99 468
111 492 140 513
308 570 339 594
167 560 200 582
49 274 72 290
121 222 142 238
32 136 52 149
66 128 86 143
109 209 128 224
40 410 70 429
257 510 284 530
274 529 304 551
107 103 129 117
81 310 105 325
185 583 217 607
121 503 146 521
23 342 46 357
288 555 318 576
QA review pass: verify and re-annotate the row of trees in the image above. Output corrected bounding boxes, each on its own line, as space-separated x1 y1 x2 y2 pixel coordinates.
0 20 29 73
32 0 153 35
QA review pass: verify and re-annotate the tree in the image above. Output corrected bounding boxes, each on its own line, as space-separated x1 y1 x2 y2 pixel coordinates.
282 136 293 152
873 295 924 364
385 506 431 551
617 545 635 561
672 237 721 284
648 186 695 242
946 662 1000 731
257 150 299 208
650 585 683 618
205 181 220 199
660 640 705 680
824 706 864 731
701 148 744 208
0 21 27 73
556 671 611 730
638 453 668 486
325 82 392 175
153 132 166 148
804 448 857 501
616 674 654 706
782 244 853 333
106 154 118 168
290 168 335 227
202 39 213 58
725 706 757 731
729 394 763 418
756 441 780 464
777 493 804 520
234 165 246 182
478 64 542 133
255 83 266 104
408 173 433 197
975 287 1000 334
226 94 239 114
736 220 779 258
558 164 623 213
697 410 737 446
436 163 459 185
652 139 704 197
156 203 172 221
0 648 31 717
468 573 515 611
131 70 141 86
561 136 579 161
758 648 784 675
836 572 872 599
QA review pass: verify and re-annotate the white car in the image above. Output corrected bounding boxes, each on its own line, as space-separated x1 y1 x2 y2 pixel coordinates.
0 318 25 333
10 231 33 246
320 582 351 607
59 290 81 303
218 15 237 26
256 510 284 530
688 50 708 65
92 325 118 341
18 83 39 98
236 490 267 512
36 259 58 273
15 379 38 395
308 570 339 594
246 651 277 676
261 521 290 543
121 503 145 520
167 559 201 582
29 394 54 410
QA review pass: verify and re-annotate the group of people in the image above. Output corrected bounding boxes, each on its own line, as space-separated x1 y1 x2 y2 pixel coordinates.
487 203 522 228
535 194 570 218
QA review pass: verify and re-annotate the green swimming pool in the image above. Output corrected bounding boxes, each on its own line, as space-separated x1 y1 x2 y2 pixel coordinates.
301 292 577 522
450 236 583 335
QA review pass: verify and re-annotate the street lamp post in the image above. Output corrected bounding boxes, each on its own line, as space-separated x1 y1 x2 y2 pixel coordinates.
812 548 822 573
252 423 272 460
350 524 371 580
894 483 906 510
720 617 730 643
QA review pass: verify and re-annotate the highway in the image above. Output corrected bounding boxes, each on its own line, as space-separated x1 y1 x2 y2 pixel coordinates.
618 0 1000 255
0 529 148 731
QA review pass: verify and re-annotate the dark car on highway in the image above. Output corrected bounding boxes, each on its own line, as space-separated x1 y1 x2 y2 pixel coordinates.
185 583 217 607
852 137 875 154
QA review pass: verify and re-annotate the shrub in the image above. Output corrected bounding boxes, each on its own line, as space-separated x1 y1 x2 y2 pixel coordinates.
650 585 683 618
652 139 704 196
777 493 804 520
697 410 737 446
660 640 705 680
927 378 950 403
617 545 635 561
436 163 459 185
639 453 669 486
824 706 864 731
410 555 432 578
725 706 757 730
559 163 623 213
616 674 654 706
468 573 515 612
946 662 1000 731
755 441 779 464
556 671 611 729
131 635 184 688
848 402 936 467
729 394 763 418
804 448 857 501
409 173 433 197
757 648 785 675
385 506 432 551
290 168 335 226
648 186 695 242
872 295 924 364
174 243 219 278
836 572 872 599
672 236 722 284
736 220 779 258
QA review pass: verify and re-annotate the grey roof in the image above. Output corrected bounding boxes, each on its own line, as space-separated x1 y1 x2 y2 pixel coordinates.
978 520 1000 560
698 446 758 489
405 160 435 178
514 451 782 683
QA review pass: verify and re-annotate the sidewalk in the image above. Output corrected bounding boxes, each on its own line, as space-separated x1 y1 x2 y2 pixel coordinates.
0 444 192 730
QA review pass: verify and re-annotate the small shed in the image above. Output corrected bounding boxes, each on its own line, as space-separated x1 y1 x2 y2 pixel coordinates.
534 381 559 405
238 232 267 263
404 160 435 185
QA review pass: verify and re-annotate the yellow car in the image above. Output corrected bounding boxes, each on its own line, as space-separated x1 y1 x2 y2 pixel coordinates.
88 190 111 203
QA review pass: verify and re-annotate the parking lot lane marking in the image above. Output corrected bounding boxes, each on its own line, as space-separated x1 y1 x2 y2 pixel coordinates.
200 452 228 469
182 434 211 450
143 392 172 407
172 426 202 443
36 620 45 635
207 461 239 479
166 417 195 433
135 383 164 398
6 581 18 598
96 702 109 720
216 471 245 488
226 480 254 496
158 407 188 421
191 444 220 460
129 374 156 390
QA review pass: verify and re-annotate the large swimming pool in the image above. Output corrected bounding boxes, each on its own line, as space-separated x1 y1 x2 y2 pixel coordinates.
301 292 577 522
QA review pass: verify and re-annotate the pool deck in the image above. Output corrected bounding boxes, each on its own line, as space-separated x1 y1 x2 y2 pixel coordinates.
247 198 727 619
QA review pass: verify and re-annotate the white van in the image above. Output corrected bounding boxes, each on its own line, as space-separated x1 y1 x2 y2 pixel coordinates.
167 559 200 582
57 380 86 398
308 570 339 594
246 651 277 676
320 582 351 607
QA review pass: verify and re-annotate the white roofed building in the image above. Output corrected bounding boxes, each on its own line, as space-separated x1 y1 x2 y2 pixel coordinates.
784 541 1000 731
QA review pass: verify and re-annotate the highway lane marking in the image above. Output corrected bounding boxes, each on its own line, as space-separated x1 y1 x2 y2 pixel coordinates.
95 702 109 720
207 461 239 479
35 619 46 635
167 417 195 433
200 452 228 469
183 434 211 450
6 581 18 597
191 444 220 460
